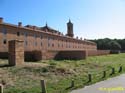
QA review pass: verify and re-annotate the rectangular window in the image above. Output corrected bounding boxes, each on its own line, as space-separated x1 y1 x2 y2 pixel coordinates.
41 35 43 39
3 39 7 44
35 42 37 46
24 32 27 37
52 43 54 47
34 34 37 39
24 40 28 46
17 32 20 36
24 32 27 47
69 45 70 48
41 42 42 46
2 28 7 35
48 37 51 41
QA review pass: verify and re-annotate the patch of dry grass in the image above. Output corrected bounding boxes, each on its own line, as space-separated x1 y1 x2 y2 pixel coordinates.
0 53 125 93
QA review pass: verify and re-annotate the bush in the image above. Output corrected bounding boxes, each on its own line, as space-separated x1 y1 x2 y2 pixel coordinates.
42 67 49 73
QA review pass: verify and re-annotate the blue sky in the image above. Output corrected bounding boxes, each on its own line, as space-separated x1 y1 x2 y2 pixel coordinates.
0 0 125 39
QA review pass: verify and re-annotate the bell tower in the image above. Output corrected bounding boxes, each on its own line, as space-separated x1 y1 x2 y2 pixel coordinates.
67 19 74 37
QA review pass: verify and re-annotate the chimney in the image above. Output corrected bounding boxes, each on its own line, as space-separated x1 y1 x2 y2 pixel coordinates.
33 26 36 30
0 17 3 24
18 22 22 27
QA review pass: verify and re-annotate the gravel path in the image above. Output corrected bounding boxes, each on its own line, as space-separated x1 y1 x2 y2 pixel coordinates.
71 74 125 93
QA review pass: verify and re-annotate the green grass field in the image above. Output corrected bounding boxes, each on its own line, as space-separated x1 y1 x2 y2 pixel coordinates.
0 53 125 93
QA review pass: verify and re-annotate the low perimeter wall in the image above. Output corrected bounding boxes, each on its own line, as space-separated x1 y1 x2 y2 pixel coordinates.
88 50 110 56
0 50 110 61
24 51 42 61
43 50 87 60
53 50 87 60
0 51 42 61
0 52 8 59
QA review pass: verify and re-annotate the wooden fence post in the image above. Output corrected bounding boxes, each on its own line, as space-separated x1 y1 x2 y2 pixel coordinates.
102 71 106 78
110 68 115 75
0 84 3 93
41 80 47 93
88 74 92 82
118 66 122 73
70 79 74 87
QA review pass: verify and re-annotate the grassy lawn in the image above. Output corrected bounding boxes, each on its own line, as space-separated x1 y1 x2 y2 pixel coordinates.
0 53 125 93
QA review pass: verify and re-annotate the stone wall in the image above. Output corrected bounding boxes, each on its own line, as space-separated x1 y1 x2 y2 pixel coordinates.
0 52 8 59
46 50 59 60
0 50 111 61
56 51 87 60
24 51 42 61
88 50 110 56
8 40 24 66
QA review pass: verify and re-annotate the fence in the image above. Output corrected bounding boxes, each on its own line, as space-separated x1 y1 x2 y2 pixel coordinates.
1 66 123 93
40 66 123 93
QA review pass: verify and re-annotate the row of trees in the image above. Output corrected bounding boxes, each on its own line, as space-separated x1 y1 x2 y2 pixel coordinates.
90 38 125 51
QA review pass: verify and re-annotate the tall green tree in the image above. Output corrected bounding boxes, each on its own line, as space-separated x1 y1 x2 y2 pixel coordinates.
90 38 123 50
108 41 121 50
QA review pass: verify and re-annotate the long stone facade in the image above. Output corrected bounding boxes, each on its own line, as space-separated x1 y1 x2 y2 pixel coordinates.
0 17 97 60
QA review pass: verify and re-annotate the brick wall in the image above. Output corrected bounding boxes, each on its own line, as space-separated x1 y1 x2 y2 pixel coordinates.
8 40 24 66
46 50 87 60
0 50 110 61
88 50 110 56
24 51 42 61
0 52 8 59
56 51 87 60
0 23 97 53
0 19 98 61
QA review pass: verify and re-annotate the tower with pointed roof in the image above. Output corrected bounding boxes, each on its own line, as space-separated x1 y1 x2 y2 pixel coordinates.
67 19 74 37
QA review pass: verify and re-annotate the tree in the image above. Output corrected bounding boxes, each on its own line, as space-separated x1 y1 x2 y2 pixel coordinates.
90 38 122 51
108 41 121 50
117 39 125 50
93 38 111 50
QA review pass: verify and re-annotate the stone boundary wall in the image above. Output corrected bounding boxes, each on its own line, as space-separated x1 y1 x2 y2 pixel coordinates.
97 50 110 55
0 50 110 61
88 50 110 56
46 50 87 60
46 51 59 60
0 52 8 59
56 51 87 60
24 51 42 61
0 51 42 61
